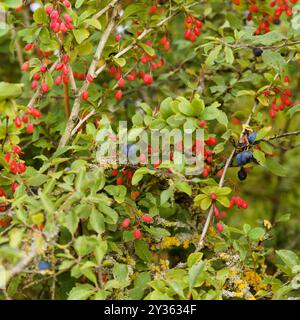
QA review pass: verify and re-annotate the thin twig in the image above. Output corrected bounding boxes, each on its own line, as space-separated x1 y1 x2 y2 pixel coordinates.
58 5 119 149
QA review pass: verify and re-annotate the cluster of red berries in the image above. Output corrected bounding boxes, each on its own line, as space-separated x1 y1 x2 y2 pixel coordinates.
54 54 71 86
184 15 203 42
112 168 134 187
14 106 42 134
4 153 26 175
45 2 73 34
121 213 154 240
263 78 294 119
229 196 249 209
212 195 248 232
21 59 50 93
233 0 298 35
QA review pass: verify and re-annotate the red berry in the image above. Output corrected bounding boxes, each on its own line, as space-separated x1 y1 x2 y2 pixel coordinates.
40 65 47 73
116 176 123 185
60 23 67 33
111 169 118 176
216 223 224 232
41 83 49 93
130 191 140 200
12 182 19 193
14 116 22 128
26 123 34 134
133 229 142 240
10 161 18 174
31 80 38 89
141 214 153 223
121 218 130 228
63 0 71 8
4 153 11 163
210 193 217 201
115 34 121 42
118 78 125 88
115 90 123 100
86 74 94 83
24 43 34 51
143 74 153 85
21 61 30 71
82 91 88 100
153 159 161 168
50 10 59 20
12 145 22 154
205 137 217 146
149 5 157 15
45 5 53 15
18 162 26 173
55 75 62 85
64 14 72 23
33 73 41 80
62 54 69 64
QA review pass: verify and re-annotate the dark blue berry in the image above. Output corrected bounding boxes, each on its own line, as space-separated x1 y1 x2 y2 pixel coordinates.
38 260 51 271
248 131 257 144
238 167 247 181
253 48 263 57
236 150 253 166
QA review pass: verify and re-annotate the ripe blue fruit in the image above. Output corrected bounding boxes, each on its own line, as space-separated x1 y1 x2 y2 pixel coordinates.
127 144 137 158
236 150 253 166
238 167 247 181
38 260 51 271
248 132 257 144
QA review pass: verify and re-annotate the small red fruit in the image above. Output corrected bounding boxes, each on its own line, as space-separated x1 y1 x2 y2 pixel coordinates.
41 83 49 93
14 116 22 128
26 123 34 134
216 223 224 232
210 193 217 201
121 218 130 228
118 78 125 88
21 61 30 71
149 5 157 15
141 214 153 223
133 229 142 240
86 74 94 83
82 91 88 100
115 90 123 100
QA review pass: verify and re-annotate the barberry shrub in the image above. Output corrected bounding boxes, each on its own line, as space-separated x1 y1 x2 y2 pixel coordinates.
0 0 300 300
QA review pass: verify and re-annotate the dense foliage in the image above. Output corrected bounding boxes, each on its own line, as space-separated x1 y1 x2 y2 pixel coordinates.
1 0 300 300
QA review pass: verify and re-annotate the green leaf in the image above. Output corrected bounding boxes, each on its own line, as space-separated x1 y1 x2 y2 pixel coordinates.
132 167 155 185
73 28 90 44
89 207 105 234
263 158 286 177
68 284 95 300
85 18 102 30
33 8 48 24
75 0 85 9
205 45 222 67
140 43 155 57
191 97 205 116
253 149 266 165
248 227 265 241
113 264 129 282
0 82 23 101
276 250 300 269
256 126 272 140
4 0 22 8
113 57 126 67
224 46 234 64
160 97 174 119
216 196 230 208
134 240 151 262
188 261 205 290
